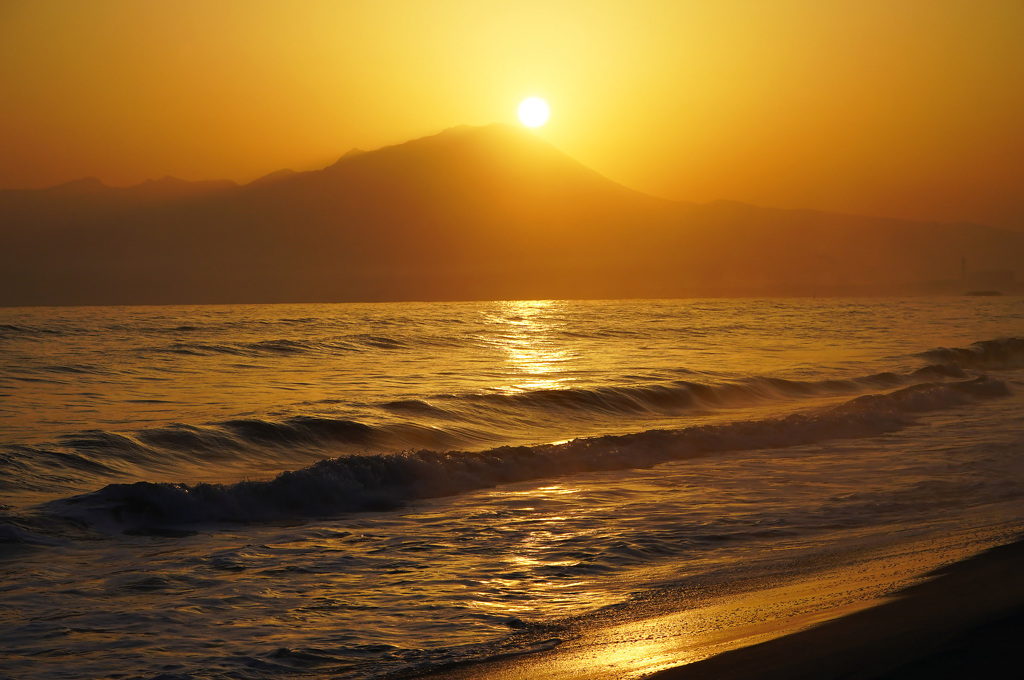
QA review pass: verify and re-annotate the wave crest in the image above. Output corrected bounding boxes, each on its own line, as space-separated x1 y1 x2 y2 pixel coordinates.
53 376 1009 528
919 337 1024 370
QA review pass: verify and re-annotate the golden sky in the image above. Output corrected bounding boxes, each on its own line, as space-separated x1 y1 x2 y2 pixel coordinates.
1 0 1022 228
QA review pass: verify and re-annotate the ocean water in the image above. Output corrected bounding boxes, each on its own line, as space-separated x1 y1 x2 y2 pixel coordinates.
2 297 1024 679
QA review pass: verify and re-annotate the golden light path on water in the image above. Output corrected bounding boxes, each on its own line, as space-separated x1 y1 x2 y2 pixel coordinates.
487 300 575 394
467 484 614 621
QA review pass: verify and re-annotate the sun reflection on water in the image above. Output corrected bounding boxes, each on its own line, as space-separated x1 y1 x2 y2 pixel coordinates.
483 300 575 394
463 483 622 620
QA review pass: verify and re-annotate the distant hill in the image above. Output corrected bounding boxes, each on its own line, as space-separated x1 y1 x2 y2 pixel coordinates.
1 123 1022 306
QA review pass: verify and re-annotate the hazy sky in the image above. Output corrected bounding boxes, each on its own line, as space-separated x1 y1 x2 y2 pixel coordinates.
2 0 1022 228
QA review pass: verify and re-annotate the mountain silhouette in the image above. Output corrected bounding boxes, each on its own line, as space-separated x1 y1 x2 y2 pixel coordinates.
1 123 1022 305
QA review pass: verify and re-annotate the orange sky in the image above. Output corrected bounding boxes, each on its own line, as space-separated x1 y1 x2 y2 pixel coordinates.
1 0 1022 228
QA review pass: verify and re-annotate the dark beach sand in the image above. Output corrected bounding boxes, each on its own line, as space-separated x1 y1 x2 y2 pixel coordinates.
648 537 1024 680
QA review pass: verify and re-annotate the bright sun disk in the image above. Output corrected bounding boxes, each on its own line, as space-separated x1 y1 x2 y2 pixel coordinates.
518 97 549 127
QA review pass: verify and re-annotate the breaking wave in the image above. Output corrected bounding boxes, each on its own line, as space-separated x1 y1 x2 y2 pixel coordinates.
12 357 976 474
918 337 1024 370
453 370 931 417
53 376 1009 528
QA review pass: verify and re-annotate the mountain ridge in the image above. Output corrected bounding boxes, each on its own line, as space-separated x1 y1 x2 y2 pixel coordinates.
1 124 1021 306
7 123 1007 232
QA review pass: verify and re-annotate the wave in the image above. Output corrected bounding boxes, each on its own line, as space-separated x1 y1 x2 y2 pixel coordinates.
158 339 345 357
918 337 1024 370
0 323 63 339
417 367 955 421
154 336 399 357
52 376 1009 528
151 335 1024 370
0 446 123 492
0 521 65 547
22 416 483 473
220 417 376 447
39 364 103 375
16 356 980 473
9 337 1011 499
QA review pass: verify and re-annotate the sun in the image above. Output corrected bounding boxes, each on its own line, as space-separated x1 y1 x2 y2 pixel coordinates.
518 97 549 128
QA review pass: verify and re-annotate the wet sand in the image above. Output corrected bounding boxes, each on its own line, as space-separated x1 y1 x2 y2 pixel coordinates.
648 537 1024 680
414 534 1024 680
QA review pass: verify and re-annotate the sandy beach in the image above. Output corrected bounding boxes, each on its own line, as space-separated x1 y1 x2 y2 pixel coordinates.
647 537 1024 680
412 533 1024 680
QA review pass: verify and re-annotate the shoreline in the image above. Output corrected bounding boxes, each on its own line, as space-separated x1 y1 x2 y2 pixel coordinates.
646 536 1024 679
411 531 1024 680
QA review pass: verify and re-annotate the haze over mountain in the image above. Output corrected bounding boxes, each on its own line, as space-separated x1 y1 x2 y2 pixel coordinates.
2 123 1021 306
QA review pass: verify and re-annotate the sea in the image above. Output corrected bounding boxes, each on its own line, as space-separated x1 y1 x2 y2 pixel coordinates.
2 297 1023 679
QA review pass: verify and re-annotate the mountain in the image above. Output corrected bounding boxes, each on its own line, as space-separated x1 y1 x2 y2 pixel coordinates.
1 123 1022 306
